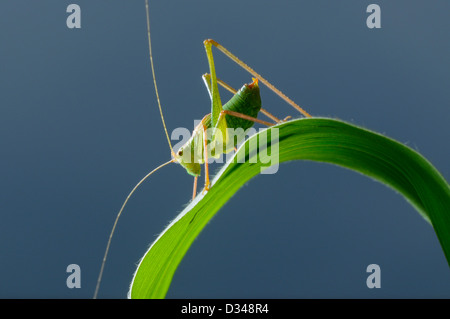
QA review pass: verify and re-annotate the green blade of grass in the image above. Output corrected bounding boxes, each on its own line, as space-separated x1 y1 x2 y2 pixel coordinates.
128 118 450 299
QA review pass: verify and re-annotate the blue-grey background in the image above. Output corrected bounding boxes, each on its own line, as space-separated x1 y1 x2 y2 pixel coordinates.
0 1 448 298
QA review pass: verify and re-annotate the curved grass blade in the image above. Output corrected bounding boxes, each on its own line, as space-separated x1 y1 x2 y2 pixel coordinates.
128 118 450 299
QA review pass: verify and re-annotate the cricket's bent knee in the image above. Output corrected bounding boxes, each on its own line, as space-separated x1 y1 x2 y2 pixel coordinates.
204 39 218 47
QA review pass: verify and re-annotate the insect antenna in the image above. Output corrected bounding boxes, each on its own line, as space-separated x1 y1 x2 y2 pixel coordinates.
94 159 174 299
145 0 175 157
94 1 179 298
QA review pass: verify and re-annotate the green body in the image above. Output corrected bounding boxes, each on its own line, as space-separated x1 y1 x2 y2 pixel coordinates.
223 81 261 131
174 79 262 177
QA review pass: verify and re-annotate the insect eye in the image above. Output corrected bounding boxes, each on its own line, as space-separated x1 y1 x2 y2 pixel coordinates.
177 150 183 156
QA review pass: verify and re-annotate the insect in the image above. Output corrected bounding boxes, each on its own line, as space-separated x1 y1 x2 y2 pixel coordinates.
93 0 312 298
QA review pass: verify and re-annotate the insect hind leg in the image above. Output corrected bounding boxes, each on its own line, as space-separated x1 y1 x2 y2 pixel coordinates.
204 39 312 118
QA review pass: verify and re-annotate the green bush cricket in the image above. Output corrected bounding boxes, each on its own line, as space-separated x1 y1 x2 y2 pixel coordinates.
93 0 311 298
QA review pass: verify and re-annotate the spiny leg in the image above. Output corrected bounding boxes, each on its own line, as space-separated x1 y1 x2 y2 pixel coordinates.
201 40 277 196
202 73 282 123
204 39 312 118
219 110 274 127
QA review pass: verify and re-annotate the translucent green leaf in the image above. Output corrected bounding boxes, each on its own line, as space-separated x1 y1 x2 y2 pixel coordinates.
128 118 450 298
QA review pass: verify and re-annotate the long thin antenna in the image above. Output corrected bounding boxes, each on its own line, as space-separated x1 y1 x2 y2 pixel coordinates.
205 39 312 118
93 159 174 299
145 0 175 157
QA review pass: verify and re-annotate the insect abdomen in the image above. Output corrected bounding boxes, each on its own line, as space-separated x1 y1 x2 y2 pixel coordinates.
223 79 261 131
